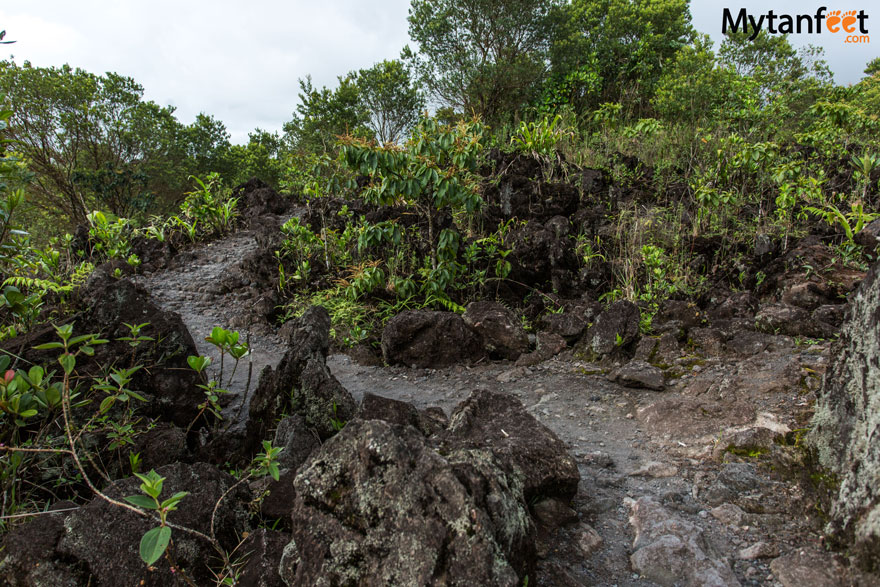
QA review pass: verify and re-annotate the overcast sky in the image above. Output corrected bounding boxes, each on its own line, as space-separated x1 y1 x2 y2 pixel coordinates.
0 1 874 144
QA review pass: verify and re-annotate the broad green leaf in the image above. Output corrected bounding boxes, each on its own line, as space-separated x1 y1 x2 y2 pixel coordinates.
27 366 43 386
58 354 75 375
139 526 171 565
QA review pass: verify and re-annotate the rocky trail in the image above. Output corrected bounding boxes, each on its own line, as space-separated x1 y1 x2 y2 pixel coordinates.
130 222 866 586
133 229 289 429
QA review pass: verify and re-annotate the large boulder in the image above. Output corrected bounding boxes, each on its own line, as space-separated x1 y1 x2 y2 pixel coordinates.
810 260 880 570
440 389 580 502
56 462 251 586
247 306 356 446
463 301 529 360
578 300 641 358
755 302 836 339
80 278 204 427
285 419 535 586
381 310 486 368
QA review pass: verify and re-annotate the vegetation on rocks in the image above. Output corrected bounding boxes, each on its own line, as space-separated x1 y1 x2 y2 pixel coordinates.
1 0 880 584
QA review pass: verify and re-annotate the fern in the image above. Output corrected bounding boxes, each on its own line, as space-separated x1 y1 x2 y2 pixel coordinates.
424 293 466 314
3 276 71 294
68 262 95 288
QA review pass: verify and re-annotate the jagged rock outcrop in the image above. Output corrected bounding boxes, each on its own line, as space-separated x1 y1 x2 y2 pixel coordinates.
810 260 880 570
285 419 535 586
281 389 580 585
246 306 356 446
440 389 580 502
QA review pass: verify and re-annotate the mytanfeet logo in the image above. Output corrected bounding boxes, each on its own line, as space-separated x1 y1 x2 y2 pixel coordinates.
723 6 870 43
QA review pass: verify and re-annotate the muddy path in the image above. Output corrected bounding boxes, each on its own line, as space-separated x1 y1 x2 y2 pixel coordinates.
133 230 288 430
137 226 855 586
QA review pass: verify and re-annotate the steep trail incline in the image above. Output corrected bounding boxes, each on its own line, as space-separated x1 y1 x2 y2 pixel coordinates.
135 225 859 586
133 230 288 429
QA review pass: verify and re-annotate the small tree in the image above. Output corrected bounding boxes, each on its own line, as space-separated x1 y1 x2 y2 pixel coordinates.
356 59 424 145
283 75 370 154
406 0 560 124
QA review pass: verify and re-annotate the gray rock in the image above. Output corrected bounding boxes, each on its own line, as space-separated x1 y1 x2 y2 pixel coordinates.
769 549 846 587
441 389 580 502
738 541 778 560
538 312 588 342
356 392 446 436
576 524 604 558
628 497 741 586
247 306 356 444
289 419 533 586
689 328 724 357
579 300 640 357
811 304 847 328
463 301 529 360
710 503 746 527
610 360 665 391
235 529 289 587
0 502 77 586
515 332 567 367
656 299 705 331
810 259 880 568
755 303 834 338
381 310 486 368
695 463 772 507
855 217 880 248
708 292 759 322
273 415 320 472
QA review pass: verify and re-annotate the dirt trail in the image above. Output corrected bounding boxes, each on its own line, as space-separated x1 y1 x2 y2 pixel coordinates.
137 227 848 586
133 230 288 430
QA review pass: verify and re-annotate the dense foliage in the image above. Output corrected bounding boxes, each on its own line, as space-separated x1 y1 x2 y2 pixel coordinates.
2 2 880 580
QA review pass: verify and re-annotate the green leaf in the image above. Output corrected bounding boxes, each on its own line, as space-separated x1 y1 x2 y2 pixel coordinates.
123 494 158 510
187 355 211 372
99 396 116 414
33 342 64 350
68 334 94 346
58 354 75 375
160 491 189 510
139 526 172 565
125 390 148 403
27 366 43 386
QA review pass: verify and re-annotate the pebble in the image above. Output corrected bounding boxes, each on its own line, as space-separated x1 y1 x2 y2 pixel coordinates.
738 541 778 560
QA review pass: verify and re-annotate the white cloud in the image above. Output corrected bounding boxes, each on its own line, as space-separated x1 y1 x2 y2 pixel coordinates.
1 1 872 145
1 0 412 143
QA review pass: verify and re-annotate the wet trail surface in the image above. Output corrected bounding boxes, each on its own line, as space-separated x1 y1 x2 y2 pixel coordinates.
133 230 288 430
136 227 851 586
